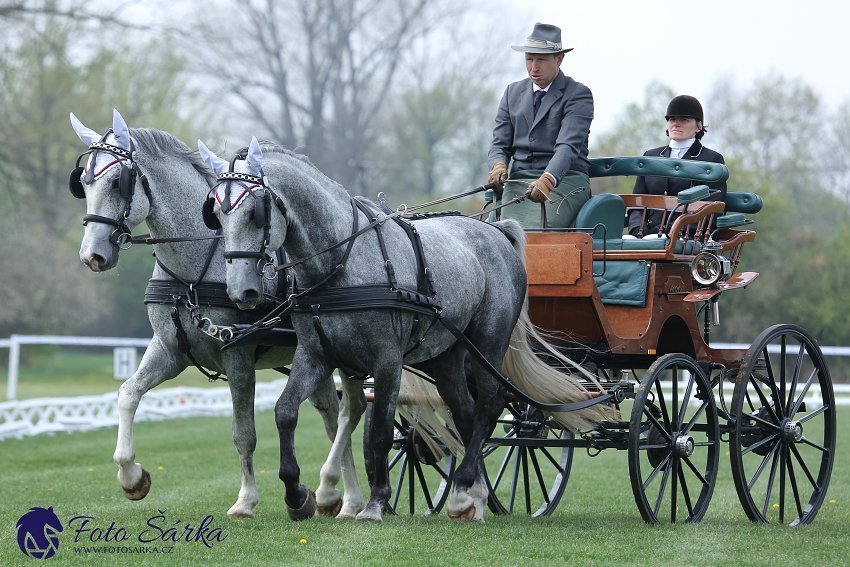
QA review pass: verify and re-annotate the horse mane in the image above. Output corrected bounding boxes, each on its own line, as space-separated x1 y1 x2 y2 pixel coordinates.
253 142 347 193
130 128 217 185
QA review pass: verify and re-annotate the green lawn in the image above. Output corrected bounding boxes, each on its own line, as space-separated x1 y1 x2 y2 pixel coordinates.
1 403 847 566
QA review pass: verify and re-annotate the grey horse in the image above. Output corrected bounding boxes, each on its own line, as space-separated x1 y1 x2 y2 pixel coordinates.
201 138 614 522
70 110 365 519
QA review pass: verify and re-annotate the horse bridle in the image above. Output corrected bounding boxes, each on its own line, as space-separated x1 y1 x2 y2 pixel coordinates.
69 131 151 249
202 154 288 280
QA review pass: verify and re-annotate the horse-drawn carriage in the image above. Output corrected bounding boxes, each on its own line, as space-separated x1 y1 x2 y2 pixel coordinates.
364 157 835 525
69 111 835 526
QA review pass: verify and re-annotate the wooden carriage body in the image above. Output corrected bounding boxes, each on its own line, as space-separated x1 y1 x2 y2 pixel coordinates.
525 195 755 372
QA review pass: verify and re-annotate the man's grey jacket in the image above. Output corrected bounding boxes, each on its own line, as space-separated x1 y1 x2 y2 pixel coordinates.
488 70 593 183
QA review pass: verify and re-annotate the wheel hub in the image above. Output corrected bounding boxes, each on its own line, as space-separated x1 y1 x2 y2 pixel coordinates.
674 435 695 458
782 420 803 443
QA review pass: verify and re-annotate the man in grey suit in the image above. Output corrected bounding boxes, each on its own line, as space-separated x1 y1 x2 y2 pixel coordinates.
488 23 593 228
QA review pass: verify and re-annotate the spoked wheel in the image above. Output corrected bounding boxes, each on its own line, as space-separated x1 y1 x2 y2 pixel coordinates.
629 353 720 524
484 402 573 517
363 403 455 516
730 324 836 525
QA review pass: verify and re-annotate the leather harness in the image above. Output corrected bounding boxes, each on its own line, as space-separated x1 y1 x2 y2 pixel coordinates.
221 194 620 413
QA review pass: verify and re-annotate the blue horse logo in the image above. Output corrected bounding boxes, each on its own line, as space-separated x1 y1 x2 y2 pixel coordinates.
16 507 63 559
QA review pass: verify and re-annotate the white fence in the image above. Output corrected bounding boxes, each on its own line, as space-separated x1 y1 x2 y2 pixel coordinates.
1 336 849 441
0 379 288 441
2 334 152 400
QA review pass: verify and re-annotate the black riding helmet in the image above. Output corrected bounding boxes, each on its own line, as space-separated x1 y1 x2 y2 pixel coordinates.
665 95 703 122
665 95 705 139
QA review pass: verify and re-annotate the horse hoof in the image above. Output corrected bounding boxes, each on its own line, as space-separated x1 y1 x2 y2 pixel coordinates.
227 506 255 519
447 505 477 522
336 503 365 519
121 468 151 501
287 490 317 521
316 498 343 518
355 503 383 523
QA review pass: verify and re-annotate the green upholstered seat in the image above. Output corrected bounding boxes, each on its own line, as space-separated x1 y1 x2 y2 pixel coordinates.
593 260 651 306
724 192 763 214
575 194 700 254
620 237 701 254
575 193 626 242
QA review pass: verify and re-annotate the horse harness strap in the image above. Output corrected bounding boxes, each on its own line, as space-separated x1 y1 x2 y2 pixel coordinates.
303 200 442 376
143 235 229 381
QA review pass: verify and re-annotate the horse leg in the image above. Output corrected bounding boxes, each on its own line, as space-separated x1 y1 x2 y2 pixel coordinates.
356 358 402 523
311 375 367 518
222 348 259 518
446 352 507 522
278 349 329 520
114 337 186 500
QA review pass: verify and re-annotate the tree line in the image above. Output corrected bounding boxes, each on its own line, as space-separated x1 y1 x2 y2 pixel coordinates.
1 0 849 352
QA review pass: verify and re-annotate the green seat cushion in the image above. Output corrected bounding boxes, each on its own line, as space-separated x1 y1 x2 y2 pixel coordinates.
588 156 729 183
600 237 701 254
593 260 651 306
724 192 763 214
716 213 746 229
677 185 709 204
575 193 626 241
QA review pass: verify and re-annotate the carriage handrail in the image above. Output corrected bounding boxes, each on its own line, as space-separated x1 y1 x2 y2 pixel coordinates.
589 156 729 183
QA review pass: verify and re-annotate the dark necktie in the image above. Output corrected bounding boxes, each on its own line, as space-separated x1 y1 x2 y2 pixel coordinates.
533 89 546 116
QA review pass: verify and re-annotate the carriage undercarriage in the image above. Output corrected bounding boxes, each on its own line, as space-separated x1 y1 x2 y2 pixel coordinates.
378 324 835 526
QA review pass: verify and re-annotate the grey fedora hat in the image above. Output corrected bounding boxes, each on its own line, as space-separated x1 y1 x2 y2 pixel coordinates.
511 23 573 54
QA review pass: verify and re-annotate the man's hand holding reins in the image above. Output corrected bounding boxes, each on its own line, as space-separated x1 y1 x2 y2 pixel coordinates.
488 162 508 191
526 172 556 203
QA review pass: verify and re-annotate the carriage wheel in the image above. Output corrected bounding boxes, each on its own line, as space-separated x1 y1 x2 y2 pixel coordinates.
483 402 573 517
730 324 836 525
628 353 719 524
363 403 455 516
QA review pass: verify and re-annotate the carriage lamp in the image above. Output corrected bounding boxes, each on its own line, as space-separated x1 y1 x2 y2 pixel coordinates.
691 249 731 286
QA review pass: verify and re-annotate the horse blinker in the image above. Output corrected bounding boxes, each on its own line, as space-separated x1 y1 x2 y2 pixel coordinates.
202 197 222 230
254 193 270 229
69 167 86 199
117 164 134 199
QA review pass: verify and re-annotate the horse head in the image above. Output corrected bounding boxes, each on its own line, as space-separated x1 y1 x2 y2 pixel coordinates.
199 137 287 309
70 109 151 272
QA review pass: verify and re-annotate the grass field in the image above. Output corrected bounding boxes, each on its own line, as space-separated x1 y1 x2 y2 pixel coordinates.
1 399 848 566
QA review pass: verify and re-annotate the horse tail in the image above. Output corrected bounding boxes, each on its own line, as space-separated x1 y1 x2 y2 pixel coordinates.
397 369 465 458
494 220 620 432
